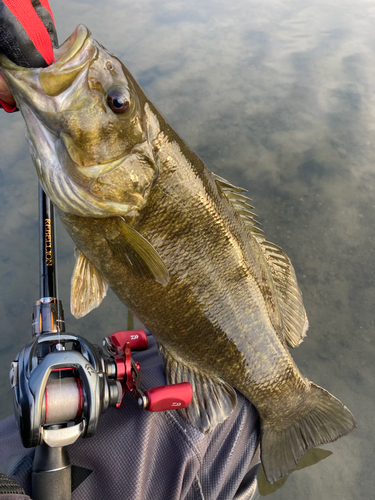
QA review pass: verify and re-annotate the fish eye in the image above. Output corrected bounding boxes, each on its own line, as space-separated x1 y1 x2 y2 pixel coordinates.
107 86 130 114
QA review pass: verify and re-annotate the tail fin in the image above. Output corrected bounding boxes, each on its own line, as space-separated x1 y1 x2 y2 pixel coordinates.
261 382 357 484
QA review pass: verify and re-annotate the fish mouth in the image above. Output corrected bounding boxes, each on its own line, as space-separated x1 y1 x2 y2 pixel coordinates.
40 25 96 97
0 24 91 71
53 24 92 67
0 25 95 97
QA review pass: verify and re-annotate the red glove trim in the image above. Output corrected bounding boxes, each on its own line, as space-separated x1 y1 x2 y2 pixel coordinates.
0 99 18 112
3 0 55 65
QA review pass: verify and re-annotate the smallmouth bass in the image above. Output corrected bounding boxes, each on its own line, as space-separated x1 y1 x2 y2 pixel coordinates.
0 25 357 483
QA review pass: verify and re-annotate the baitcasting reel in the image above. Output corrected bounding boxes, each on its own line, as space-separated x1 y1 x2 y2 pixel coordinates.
10 308 192 450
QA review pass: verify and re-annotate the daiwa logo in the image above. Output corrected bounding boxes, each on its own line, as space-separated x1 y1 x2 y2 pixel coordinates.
85 363 95 376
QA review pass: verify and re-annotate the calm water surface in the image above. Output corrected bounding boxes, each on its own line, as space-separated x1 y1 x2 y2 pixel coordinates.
0 0 374 498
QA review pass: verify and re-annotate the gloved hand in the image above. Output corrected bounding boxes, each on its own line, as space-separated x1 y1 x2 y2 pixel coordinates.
0 0 57 111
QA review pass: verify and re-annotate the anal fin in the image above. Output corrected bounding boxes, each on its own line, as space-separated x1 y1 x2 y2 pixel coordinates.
161 344 237 433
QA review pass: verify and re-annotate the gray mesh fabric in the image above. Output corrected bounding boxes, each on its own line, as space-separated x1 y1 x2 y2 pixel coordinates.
0 473 25 494
0 332 260 499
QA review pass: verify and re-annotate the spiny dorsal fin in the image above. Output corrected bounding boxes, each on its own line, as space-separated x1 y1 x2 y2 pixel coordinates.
71 249 108 318
160 343 237 433
214 173 308 348
213 173 263 235
107 218 169 286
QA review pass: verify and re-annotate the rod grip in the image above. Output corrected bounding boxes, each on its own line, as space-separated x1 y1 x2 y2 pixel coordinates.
32 444 71 500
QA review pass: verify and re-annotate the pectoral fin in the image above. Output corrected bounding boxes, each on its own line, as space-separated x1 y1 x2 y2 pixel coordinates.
107 218 169 286
71 249 108 318
160 344 237 433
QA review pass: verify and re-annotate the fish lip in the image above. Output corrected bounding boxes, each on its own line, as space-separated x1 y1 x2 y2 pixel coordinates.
0 24 91 72
51 24 92 68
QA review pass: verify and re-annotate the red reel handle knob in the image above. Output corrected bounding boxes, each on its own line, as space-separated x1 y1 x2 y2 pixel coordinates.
144 382 193 412
108 329 148 351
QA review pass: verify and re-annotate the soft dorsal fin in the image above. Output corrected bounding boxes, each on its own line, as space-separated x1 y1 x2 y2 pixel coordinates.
259 240 308 347
214 173 308 347
71 249 108 318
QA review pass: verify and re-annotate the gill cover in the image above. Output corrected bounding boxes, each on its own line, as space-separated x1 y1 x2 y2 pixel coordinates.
0 25 160 219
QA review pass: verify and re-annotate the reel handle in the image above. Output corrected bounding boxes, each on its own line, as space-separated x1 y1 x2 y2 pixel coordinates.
144 382 193 412
104 329 193 412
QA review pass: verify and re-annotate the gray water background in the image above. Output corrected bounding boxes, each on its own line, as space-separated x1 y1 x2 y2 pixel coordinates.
0 0 374 498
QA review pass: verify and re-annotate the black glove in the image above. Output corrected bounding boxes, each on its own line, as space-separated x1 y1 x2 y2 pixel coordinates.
0 0 57 67
0 0 57 111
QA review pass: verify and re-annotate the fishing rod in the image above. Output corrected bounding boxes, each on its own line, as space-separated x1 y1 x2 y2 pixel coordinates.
31 187 70 500
9 187 193 500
